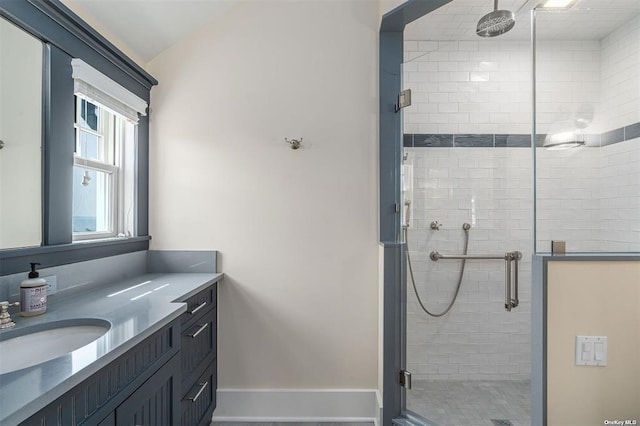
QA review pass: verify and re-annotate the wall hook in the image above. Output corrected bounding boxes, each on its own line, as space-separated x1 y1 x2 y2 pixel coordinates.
285 137 303 150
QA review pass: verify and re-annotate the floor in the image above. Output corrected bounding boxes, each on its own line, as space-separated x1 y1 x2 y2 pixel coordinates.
210 381 528 426
212 423 374 426
406 380 531 426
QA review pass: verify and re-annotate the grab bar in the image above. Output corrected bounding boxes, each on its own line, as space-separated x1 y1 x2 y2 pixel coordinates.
430 252 509 261
512 251 520 309
430 250 522 312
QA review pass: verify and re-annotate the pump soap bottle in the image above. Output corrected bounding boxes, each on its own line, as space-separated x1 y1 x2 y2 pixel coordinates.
20 262 47 317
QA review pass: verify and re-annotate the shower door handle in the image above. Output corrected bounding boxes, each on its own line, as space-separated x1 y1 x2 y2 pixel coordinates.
504 251 521 312
512 251 520 308
505 256 512 311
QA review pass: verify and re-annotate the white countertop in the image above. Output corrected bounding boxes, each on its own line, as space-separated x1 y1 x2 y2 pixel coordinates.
0 272 223 425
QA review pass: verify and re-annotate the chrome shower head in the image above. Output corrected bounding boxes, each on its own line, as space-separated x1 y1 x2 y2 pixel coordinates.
477 0 515 37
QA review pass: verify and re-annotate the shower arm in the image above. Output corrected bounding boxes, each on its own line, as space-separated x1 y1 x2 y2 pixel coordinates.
430 250 522 312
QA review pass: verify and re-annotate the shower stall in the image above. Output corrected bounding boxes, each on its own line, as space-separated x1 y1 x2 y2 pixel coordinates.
380 1 640 425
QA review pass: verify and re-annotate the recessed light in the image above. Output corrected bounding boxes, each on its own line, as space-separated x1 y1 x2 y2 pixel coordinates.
541 0 578 8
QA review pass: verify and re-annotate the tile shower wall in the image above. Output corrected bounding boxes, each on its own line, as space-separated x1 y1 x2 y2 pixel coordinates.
403 39 600 135
598 139 640 251
405 147 532 381
406 138 639 381
536 137 640 253
598 15 640 132
403 15 639 380
536 15 640 252
595 16 640 252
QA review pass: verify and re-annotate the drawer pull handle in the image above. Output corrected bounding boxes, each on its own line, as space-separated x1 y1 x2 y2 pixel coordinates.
189 380 209 402
188 322 208 338
189 301 207 315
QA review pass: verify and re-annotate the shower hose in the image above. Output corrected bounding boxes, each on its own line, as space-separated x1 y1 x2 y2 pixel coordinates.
404 224 470 317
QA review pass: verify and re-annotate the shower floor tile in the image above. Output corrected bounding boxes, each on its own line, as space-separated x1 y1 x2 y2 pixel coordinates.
406 380 530 426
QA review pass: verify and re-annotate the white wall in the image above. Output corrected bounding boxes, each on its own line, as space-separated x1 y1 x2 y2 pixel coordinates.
147 0 379 395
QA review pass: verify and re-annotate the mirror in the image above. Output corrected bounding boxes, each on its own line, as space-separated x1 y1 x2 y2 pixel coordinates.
0 16 43 249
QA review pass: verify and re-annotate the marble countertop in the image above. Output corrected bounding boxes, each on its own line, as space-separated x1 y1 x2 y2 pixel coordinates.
0 272 223 425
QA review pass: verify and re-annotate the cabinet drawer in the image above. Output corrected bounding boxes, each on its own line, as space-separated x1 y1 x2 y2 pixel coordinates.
181 284 217 328
181 359 216 426
181 308 216 392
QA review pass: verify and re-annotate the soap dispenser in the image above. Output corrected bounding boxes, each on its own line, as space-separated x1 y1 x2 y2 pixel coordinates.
20 262 47 317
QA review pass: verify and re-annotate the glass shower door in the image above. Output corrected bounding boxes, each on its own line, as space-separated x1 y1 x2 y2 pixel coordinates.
400 18 533 426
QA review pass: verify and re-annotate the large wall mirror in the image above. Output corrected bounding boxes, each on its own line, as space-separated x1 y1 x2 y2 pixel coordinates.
0 16 43 250
0 0 156 276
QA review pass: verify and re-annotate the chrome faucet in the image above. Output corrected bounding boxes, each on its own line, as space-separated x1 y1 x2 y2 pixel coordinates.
0 301 19 329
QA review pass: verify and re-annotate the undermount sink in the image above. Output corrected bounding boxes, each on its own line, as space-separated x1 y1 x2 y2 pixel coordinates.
0 319 110 375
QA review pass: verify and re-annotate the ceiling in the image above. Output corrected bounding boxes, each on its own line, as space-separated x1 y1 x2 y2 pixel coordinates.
60 0 640 64
405 0 640 41
62 0 241 63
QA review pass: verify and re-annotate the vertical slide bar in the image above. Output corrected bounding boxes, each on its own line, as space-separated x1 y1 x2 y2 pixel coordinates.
513 253 519 307
505 255 512 311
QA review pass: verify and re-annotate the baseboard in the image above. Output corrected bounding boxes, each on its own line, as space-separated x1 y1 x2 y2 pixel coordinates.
212 389 378 422
374 390 382 426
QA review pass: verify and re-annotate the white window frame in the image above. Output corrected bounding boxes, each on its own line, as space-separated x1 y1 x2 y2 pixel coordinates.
70 58 146 243
73 98 122 241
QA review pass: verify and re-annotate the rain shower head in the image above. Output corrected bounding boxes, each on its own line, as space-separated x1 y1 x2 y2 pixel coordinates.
476 0 515 37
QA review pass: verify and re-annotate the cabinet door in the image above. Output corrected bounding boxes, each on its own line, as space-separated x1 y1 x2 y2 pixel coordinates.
115 354 180 426
97 412 115 426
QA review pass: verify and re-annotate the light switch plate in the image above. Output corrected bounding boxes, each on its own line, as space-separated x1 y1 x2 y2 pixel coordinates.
576 336 607 366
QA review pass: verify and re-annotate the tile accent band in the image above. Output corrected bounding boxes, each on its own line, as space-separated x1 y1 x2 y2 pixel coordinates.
403 121 640 148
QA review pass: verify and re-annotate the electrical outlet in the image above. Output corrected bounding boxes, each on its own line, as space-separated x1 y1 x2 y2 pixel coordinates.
43 275 57 295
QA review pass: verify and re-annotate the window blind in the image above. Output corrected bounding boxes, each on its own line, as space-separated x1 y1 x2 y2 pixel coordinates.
71 58 147 123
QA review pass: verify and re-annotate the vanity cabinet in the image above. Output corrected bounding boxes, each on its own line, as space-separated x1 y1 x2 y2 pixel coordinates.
180 284 218 426
18 283 218 426
113 353 181 426
19 321 180 426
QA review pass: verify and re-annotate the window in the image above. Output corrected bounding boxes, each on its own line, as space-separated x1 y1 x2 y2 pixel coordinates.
73 97 135 240
71 59 146 242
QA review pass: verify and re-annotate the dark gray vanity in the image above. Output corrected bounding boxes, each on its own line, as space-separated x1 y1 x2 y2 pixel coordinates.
22 281 218 426
0 268 222 425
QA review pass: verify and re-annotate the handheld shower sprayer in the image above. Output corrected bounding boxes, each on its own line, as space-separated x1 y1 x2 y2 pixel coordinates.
405 221 472 317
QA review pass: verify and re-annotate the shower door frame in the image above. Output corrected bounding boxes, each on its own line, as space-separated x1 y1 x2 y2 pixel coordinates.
379 1 453 424
379 1 541 424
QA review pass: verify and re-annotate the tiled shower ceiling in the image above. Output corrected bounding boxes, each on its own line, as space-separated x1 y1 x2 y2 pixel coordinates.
405 0 640 41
